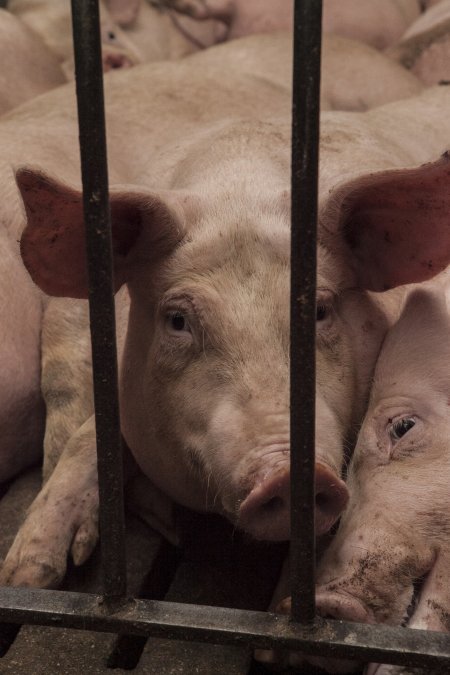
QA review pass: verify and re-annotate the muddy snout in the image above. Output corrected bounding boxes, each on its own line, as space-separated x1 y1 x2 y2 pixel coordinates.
315 589 374 624
238 461 349 541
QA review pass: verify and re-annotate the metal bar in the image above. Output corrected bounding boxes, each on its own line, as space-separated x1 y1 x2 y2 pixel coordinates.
0 588 449 669
290 0 322 624
70 0 127 605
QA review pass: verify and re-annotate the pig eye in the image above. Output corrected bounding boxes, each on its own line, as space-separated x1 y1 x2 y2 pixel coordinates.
316 291 335 328
316 303 329 322
389 417 416 443
107 31 116 41
166 311 191 335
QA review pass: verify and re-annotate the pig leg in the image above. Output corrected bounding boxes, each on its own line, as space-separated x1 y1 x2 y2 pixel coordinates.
0 416 99 588
41 298 94 482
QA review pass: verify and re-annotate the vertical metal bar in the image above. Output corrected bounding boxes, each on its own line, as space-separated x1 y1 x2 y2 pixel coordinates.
70 0 127 604
290 0 322 624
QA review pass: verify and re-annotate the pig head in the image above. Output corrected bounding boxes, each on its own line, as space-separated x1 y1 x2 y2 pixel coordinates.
16 121 450 545
313 288 450 674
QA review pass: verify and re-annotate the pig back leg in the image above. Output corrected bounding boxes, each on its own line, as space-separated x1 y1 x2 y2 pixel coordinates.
0 235 44 482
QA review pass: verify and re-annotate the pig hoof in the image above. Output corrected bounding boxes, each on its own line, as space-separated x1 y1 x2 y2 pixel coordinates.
276 596 291 614
71 517 99 566
0 555 64 589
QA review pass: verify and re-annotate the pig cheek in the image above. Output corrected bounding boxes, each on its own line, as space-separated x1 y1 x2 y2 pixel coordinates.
316 329 357 469
121 341 215 510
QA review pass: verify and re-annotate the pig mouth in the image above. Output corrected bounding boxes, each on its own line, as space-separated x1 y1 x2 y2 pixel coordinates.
402 574 426 627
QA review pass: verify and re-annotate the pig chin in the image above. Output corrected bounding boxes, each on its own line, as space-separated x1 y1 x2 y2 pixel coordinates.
315 538 436 631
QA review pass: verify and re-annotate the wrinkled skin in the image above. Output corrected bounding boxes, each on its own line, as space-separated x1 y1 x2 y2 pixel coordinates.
158 0 422 48
303 286 450 674
389 0 450 86
4 64 450 594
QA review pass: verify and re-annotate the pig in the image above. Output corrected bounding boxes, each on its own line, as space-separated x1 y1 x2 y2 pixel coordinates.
157 0 422 49
292 285 450 674
0 9 64 115
320 36 422 111
8 0 226 77
388 0 450 86
2 48 450 593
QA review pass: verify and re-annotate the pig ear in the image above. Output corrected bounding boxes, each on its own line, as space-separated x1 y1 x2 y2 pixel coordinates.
17 168 188 299
103 0 141 26
321 153 450 291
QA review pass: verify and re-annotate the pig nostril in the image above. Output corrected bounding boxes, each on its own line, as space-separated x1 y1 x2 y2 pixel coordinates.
315 491 332 511
261 496 284 513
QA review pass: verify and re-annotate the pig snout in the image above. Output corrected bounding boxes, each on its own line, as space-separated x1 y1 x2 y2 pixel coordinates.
238 462 348 541
315 462 349 535
316 588 374 624
238 467 290 540
102 50 134 71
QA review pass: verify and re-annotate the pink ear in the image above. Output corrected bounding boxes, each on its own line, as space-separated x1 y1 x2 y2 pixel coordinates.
322 153 450 291
103 0 141 26
17 168 187 299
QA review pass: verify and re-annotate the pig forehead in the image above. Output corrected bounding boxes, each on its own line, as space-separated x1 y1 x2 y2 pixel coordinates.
170 220 290 282
170 220 345 296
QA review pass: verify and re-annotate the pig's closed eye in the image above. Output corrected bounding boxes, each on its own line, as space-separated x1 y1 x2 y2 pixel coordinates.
166 311 191 335
389 417 416 443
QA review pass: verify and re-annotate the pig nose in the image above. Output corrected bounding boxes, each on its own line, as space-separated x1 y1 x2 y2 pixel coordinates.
315 462 349 536
316 590 373 624
238 468 290 541
237 461 348 541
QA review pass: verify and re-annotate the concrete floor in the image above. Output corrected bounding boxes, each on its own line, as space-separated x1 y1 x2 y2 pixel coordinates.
0 469 361 674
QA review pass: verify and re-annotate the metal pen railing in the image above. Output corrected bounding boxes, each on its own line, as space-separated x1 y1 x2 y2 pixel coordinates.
70 0 127 608
290 0 322 626
0 0 449 672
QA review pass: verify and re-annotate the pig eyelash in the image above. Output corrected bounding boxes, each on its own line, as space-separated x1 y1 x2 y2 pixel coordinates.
316 289 336 329
388 416 416 443
165 310 192 335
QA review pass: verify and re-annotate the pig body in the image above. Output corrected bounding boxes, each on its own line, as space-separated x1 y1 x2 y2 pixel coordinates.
322 0 422 49
313 281 450 674
159 0 422 48
3 51 450 592
0 9 64 114
389 0 450 85
8 0 226 77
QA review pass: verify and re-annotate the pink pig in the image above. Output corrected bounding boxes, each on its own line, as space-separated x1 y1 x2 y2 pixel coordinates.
306 284 450 674
2 57 450 592
158 0 423 48
0 9 64 115
389 0 450 86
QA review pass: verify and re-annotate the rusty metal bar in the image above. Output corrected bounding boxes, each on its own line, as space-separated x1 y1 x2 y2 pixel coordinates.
290 0 322 624
0 588 449 670
70 0 127 605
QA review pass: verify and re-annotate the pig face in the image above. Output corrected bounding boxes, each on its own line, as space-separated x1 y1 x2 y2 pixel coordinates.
17 147 450 543
315 289 450 673
120 197 361 541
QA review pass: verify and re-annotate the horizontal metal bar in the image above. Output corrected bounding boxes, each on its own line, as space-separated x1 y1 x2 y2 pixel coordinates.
0 588 449 669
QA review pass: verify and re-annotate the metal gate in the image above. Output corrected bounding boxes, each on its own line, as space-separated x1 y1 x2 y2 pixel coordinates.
1 0 450 671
